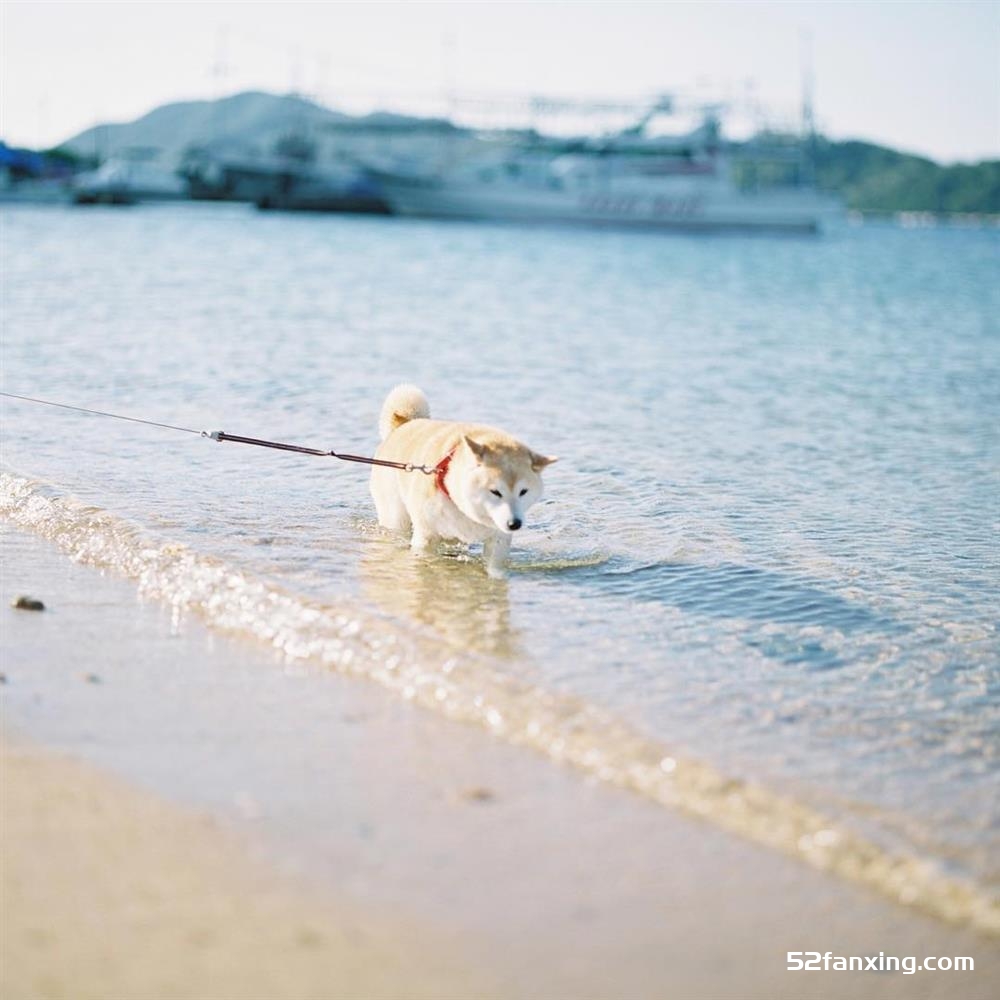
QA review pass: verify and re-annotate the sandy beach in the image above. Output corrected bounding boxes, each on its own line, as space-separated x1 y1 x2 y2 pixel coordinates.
2 521 998 999
1 736 496 1000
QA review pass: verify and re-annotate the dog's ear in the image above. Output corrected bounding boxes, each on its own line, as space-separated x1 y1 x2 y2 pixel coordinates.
463 435 489 461
530 451 558 472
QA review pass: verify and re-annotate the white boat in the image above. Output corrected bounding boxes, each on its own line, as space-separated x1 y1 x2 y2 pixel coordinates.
366 111 842 235
72 157 187 205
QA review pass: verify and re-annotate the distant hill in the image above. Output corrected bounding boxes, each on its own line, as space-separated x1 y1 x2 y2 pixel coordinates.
51 90 1000 216
812 138 1000 215
60 91 354 165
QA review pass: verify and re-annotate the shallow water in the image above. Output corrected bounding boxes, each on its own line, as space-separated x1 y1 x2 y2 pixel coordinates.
2 203 998 922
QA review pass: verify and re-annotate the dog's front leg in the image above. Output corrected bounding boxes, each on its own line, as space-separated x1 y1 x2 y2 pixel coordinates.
410 528 433 553
483 533 511 579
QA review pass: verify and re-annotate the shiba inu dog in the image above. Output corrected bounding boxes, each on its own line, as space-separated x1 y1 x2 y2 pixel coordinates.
370 384 556 577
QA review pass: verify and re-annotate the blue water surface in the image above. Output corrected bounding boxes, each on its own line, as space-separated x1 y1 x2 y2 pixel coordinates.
2 203 998 883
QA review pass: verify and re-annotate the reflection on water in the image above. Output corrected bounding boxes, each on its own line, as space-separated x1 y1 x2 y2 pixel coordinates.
585 559 890 631
568 557 901 670
359 532 521 660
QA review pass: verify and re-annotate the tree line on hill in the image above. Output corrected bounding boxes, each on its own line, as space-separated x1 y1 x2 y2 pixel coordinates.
810 138 999 215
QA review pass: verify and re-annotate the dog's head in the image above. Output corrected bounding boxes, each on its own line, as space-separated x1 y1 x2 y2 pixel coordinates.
457 435 556 534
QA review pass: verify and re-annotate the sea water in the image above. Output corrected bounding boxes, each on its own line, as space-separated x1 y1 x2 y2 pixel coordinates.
2 203 998 929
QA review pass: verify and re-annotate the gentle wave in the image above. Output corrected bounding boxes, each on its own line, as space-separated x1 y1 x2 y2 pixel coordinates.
2 470 997 936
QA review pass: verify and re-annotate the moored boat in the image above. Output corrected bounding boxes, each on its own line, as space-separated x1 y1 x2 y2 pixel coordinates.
364 107 842 234
72 157 187 205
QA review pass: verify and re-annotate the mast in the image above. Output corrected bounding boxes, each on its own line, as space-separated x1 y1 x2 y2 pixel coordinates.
799 28 817 186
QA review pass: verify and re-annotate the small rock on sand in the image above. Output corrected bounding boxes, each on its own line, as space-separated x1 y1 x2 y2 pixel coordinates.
459 787 496 803
12 596 45 611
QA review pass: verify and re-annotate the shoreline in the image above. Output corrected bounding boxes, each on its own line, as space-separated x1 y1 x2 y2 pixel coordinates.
2 471 996 937
3 520 999 998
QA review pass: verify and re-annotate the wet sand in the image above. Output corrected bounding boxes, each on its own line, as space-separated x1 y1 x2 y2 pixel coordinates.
2 523 998 999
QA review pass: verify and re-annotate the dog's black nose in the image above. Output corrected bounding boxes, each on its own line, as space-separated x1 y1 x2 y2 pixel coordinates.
507 518 522 531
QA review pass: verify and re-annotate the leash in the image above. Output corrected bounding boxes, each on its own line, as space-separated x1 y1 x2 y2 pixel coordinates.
0 391 438 475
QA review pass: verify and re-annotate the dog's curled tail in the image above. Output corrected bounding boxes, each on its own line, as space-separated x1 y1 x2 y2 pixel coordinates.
379 384 431 442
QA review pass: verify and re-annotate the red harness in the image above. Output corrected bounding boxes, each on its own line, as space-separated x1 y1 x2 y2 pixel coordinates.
434 447 457 501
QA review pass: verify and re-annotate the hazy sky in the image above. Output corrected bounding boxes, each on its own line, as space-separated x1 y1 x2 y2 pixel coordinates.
2 0 998 163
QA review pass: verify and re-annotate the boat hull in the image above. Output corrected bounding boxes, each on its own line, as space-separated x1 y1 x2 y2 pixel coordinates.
375 176 839 234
